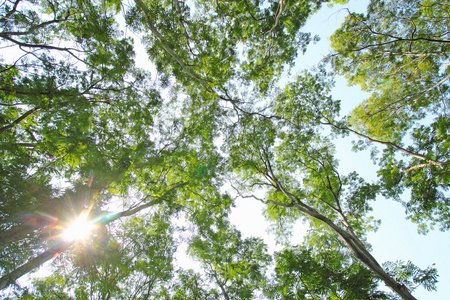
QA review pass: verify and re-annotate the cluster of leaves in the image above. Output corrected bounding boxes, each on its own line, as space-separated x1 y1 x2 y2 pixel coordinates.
331 0 450 141
188 218 272 299
267 245 393 299
382 260 438 293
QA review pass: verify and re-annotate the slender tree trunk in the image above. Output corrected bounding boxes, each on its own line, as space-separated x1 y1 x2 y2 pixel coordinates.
288 199 417 300
0 242 70 290
310 208 415 300
271 180 416 300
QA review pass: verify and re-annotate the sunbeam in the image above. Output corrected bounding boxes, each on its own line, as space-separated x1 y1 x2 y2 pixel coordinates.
61 209 97 242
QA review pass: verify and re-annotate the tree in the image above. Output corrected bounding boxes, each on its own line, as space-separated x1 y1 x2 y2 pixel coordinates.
223 69 438 299
329 0 450 233
188 218 272 300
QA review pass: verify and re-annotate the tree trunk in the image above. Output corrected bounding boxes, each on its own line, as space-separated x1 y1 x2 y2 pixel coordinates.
0 242 70 290
284 198 417 300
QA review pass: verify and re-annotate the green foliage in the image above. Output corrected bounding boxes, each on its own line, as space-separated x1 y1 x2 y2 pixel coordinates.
135 0 329 94
274 66 340 128
169 269 220 299
17 213 177 299
266 245 392 299
375 115 450 233
188 218 272 299
329 0 450 233
383 260 438 292
330 0 450 141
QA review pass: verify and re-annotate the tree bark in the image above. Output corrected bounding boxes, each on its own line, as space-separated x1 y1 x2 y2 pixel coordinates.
283 195 417 300
0 242 70 290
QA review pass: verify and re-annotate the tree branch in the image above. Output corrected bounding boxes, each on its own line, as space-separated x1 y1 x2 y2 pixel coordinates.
134 0 212 91
0 0 21 22
322 120 444 168
0 17 69 37
0 242 71 290
0 106 41 134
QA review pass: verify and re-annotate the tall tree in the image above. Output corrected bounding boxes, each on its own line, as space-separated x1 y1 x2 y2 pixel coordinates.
1 0 180 288
223 69 437 300
329 0 450 233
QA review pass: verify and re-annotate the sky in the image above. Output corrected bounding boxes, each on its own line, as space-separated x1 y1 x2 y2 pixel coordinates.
230 1 450 299
3 1 449 299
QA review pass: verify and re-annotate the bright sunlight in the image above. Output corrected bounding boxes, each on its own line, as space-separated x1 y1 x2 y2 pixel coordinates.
61 211 97 242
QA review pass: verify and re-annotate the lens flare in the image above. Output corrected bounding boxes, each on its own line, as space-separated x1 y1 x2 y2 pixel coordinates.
61 211 97 242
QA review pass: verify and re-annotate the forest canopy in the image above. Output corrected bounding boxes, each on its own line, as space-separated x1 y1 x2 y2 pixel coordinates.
0 0 448 299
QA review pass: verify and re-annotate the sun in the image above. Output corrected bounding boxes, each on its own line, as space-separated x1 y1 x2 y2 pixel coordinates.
61 211 97 242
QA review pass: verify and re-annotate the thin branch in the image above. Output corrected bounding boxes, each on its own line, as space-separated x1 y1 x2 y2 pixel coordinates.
1 17 69 37
107 182 187 222
402 162 438 173
134 0 212 91
323 119 444 168
207 263 230 300
1 34 84 55
243 0 265 22
0 106 41 134
0 0 21 22
348 10 450 45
